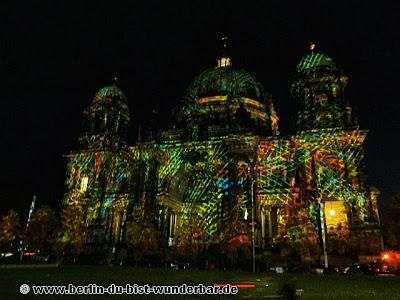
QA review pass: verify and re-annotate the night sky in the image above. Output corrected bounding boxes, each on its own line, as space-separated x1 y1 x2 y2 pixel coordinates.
1 1 399 219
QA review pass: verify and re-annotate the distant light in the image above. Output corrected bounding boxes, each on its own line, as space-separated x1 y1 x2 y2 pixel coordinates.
23 252 36 256
329 209 335 216
309 43 316 51
383 254 389 260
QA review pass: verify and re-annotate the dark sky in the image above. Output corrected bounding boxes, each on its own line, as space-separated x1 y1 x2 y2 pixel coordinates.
1 1 399 219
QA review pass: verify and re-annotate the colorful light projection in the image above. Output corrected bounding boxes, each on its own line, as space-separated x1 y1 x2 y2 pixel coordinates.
61 48 381 257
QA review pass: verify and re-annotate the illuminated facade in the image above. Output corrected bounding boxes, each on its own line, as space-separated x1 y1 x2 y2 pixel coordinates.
63 47 382 260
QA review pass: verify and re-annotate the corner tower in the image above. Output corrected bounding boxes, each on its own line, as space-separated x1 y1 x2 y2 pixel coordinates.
79 83 130 149
291 44 354 131
62 83 133 250
289 45 383 259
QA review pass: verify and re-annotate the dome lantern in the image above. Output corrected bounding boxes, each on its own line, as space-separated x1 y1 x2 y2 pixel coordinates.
217 36 232 67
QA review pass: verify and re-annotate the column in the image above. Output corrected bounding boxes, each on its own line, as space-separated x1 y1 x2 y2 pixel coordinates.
261 208 266 249
268 207 273 246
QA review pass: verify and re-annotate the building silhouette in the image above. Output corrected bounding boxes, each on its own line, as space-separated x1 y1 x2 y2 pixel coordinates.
62 44 382 262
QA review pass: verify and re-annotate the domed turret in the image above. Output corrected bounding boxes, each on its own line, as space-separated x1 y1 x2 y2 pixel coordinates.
80 83 130 149
176 39 279 139
291 44 354 131
296 52 337 73
91 85 129 120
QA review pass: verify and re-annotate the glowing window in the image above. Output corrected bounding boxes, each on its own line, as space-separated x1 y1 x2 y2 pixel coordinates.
80 177 89 192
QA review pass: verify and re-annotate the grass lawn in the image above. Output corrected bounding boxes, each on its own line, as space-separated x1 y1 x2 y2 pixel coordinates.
1 265 400 299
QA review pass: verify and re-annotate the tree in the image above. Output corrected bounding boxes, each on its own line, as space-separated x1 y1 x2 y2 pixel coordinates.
382 193 400 250
173 211 207 264
57 204 86 256
216 206 251 269
24 206 58 255
124 210 159 263
0 209 21 251
283 203 320 261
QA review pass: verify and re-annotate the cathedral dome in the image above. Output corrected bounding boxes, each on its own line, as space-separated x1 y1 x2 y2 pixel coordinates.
175 53 279 137
184 64 266 103
296 52 336 72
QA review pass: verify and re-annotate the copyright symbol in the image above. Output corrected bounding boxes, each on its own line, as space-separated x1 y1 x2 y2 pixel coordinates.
20 284 30 294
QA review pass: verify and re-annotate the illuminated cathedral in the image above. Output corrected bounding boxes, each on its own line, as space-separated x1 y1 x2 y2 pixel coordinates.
62 43 382 262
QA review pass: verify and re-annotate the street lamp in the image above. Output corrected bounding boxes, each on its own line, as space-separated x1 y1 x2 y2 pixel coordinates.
20 195 36 261
248 166 256 273
313 156 328 269
319 202 328 268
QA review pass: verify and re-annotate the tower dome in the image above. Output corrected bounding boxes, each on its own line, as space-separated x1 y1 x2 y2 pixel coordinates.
80 84 130 149
91 85 130 122
296 52 337 73
291 46 354 131
176 48 279 139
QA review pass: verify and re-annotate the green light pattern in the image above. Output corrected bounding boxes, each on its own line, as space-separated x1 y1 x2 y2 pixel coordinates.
296 52 336 72
61 50 381 258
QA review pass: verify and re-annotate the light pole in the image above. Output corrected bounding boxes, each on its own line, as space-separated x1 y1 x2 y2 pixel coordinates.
20 195 36 261
314 157 328 268
249 166 256 273
320 202 328 268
